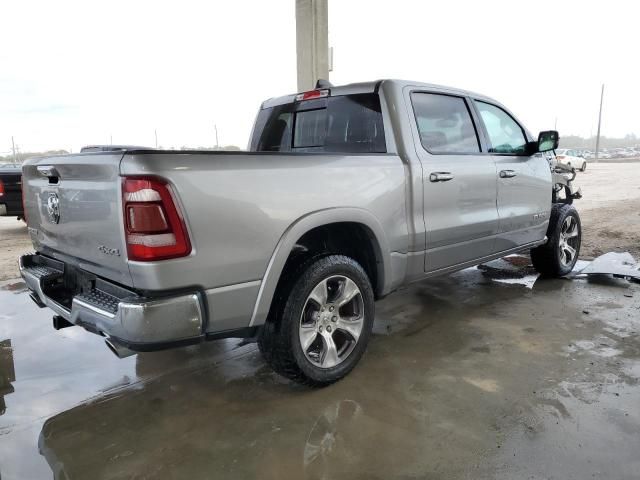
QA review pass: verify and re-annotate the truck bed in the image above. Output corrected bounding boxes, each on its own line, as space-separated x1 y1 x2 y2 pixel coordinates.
22 149 407 333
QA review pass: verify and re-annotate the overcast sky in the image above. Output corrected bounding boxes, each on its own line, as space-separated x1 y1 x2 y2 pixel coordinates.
1 0 638 154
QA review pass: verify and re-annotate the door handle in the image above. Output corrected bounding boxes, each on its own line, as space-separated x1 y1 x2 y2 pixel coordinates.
499 169 517 178
429 172 454 182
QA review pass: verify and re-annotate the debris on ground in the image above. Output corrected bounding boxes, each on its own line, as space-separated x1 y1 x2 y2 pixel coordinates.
477 255 539 288
574 252 640 282
478 252 640 288
477 255 537 279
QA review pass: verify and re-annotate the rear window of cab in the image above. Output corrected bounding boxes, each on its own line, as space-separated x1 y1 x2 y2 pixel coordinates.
250 93 386 154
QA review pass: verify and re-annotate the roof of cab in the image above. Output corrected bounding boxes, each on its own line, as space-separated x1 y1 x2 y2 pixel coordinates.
261 79 496 109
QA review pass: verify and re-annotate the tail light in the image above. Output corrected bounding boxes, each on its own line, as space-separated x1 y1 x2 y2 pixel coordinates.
122 176 191 261
20 178 27 223
0 179 4 197
556 155 565 160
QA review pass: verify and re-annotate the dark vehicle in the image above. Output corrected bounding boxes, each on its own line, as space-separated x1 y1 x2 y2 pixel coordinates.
0 163 24 219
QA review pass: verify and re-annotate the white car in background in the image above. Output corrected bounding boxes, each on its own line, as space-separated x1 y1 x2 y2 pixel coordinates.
555 149 587 171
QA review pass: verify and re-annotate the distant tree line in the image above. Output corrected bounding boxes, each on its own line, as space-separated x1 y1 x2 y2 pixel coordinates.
559 133 639 149
0 150 69 164
0 146 243 164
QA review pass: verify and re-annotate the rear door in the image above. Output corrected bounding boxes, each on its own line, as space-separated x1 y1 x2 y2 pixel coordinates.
22 152 133 286
472 100 551 250
407 90 500 272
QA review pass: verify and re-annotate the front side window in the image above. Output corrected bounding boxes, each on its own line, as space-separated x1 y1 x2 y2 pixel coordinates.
475 101 527 155
411 92 480 154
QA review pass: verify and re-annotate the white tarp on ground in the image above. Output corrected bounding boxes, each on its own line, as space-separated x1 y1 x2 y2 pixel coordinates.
577 252 640 280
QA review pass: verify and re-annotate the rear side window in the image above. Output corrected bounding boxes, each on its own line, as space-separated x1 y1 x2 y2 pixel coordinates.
475 101 527 155
251 93 386 153
256 112 293 151
411 93 480 154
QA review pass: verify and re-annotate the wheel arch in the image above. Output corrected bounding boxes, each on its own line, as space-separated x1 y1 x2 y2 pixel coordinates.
249 208 392 327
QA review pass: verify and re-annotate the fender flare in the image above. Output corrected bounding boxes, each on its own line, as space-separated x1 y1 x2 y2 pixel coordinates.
248 207 392 326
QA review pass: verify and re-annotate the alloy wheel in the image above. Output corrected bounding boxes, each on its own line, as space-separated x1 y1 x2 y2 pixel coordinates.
558 216 579 267
299 275 365 369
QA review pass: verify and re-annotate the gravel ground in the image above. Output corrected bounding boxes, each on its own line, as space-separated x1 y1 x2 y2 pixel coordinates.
0 161 638 281
572 162 640 259
0 217 31 282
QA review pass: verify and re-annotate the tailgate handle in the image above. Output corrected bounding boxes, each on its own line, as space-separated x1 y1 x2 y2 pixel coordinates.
37 165 59 177
37 165 60 183
499 169 517 178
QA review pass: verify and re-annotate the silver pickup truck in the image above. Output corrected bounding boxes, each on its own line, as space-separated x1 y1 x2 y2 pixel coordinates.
20 79 581 386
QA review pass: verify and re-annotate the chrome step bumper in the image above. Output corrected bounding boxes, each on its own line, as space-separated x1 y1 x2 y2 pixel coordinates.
19 253 204 350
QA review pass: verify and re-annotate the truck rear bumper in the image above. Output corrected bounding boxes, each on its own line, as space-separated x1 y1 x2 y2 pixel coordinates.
19 253 204 350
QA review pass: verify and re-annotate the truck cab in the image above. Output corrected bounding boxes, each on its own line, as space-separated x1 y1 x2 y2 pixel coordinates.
251 80 553 275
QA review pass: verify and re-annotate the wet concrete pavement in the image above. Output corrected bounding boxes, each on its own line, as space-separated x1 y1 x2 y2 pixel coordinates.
0 263 639 479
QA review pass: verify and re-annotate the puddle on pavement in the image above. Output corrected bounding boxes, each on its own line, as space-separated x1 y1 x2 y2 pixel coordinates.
0 280 28 293
0 266 638 479
488 369 640 480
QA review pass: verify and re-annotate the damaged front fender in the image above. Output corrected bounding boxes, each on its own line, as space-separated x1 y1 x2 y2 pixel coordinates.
551 162 582 204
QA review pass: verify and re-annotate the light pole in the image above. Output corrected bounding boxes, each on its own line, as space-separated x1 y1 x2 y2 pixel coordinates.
594 84 605 162
11 136 17 163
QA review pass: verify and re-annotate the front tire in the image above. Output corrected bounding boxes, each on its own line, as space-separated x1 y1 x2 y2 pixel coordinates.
258 255 375 387
531 204 582 277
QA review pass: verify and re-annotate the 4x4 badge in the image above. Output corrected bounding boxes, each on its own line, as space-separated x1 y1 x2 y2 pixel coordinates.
47 192 60 224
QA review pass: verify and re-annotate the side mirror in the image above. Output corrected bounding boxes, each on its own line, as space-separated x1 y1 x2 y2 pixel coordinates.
537 130 559 152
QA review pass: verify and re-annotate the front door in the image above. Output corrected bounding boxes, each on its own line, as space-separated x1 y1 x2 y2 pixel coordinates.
473 100 551 250
408 90 500 272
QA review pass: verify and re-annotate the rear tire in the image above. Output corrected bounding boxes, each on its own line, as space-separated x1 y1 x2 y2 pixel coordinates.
581 162 587 172
531 204 582 277
258 255 375 387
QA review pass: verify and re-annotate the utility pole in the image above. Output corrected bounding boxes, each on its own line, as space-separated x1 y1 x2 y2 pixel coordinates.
154 129 158 149
214 124 219 149
11 136 17 164
554 117 557 130
594 84 605 162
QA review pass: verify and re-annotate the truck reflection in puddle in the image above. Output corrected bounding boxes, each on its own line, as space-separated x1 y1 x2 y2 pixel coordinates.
0 340 15 416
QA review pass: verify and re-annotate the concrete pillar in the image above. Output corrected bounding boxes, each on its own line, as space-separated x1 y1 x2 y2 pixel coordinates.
295 0 329 92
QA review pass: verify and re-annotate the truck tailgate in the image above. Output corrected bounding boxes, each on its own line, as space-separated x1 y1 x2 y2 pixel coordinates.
22 153 133 287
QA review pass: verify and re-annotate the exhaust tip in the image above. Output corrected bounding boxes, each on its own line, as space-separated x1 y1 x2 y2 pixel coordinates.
105 338 136 359
52 315 74 330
